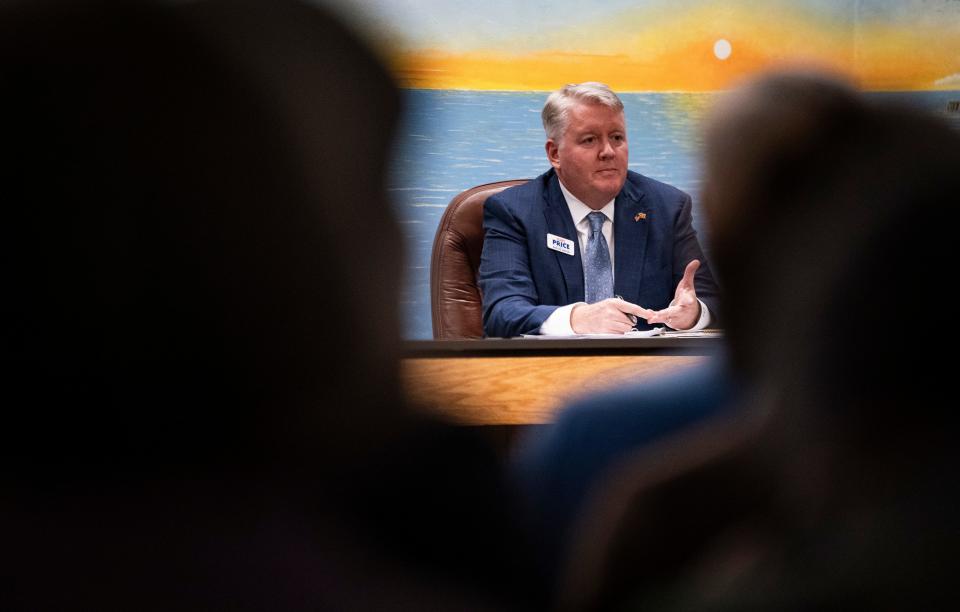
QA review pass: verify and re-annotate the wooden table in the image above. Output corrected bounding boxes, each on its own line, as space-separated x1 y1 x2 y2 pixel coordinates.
401 335 723 425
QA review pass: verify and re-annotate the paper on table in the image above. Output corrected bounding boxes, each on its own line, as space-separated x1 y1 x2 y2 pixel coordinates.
521 327 665 339
661 329 724 338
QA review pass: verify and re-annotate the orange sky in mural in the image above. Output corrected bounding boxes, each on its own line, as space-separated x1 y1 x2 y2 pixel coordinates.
390 3 960 91
854 23 960 91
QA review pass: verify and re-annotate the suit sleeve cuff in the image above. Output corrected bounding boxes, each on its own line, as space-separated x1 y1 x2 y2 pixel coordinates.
539 303 581 335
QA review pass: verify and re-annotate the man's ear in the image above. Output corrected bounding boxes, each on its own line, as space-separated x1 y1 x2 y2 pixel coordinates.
546 139 561 170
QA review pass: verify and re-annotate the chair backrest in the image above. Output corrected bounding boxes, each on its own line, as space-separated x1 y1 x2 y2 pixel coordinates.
430 179 528 339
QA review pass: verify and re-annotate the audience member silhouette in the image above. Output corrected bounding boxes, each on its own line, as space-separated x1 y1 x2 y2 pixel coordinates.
529 72 960 610
2 1 539 610
511 352 736 591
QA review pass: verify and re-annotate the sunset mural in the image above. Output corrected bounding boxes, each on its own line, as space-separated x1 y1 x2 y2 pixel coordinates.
342 0 960 91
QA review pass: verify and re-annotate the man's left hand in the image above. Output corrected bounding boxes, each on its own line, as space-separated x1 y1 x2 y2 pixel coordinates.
644 260 701 330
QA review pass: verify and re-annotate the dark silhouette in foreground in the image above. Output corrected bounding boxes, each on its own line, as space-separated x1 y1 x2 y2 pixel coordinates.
2 1 539 610
531 72 959 611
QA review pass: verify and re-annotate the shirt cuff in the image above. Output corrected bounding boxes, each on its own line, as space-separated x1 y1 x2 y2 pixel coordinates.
681 299 711 331
538 303 581 335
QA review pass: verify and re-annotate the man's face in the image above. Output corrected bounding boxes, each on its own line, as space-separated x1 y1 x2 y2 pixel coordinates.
546 101 628 210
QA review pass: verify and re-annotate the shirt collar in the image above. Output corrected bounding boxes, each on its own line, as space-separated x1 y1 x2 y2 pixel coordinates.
557 179 615 226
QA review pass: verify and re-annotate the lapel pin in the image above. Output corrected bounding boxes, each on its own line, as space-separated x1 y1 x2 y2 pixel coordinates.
634 212 647 221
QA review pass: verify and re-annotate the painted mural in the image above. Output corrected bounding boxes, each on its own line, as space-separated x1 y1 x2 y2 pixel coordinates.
326 0 960 338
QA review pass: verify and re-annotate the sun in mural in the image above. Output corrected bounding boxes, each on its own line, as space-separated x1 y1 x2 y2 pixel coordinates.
713 39 732 61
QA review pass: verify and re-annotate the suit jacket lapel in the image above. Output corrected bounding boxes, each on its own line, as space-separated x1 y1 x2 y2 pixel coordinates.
543 173 584 303
613 179 649 301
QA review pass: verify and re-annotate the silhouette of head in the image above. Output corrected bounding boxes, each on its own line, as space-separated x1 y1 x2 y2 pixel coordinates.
1 0 404 483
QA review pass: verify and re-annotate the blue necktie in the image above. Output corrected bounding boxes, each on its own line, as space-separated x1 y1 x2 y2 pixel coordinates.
584 211 613 304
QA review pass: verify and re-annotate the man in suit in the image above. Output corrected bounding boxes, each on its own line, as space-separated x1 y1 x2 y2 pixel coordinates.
479 82 719 337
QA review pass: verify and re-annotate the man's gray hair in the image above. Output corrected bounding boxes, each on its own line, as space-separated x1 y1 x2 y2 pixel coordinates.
541 82 624 141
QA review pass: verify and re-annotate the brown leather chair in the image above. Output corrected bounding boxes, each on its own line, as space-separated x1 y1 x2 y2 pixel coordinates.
430 179 528 339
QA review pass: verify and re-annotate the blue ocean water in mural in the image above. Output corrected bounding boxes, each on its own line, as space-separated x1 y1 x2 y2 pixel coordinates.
389 89 960 339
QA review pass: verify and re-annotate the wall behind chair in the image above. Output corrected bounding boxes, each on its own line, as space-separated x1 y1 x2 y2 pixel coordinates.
319 0 960 339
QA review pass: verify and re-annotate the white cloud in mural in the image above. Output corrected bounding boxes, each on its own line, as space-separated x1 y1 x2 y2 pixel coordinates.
934 73 960 87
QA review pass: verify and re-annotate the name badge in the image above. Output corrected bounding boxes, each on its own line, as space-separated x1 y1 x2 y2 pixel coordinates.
547 233 575 256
